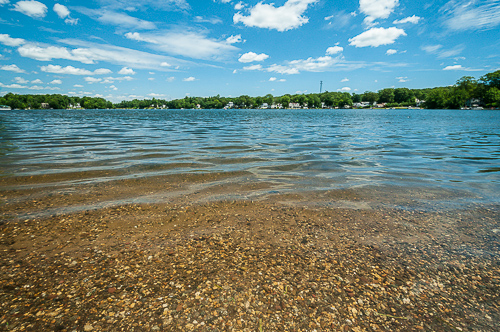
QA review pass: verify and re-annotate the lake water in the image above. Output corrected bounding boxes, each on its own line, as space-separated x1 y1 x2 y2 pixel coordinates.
1 108 499 212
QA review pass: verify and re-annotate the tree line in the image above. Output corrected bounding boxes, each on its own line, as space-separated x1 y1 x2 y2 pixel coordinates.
1 70 499 110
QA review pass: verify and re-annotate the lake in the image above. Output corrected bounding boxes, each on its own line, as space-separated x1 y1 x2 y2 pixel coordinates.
1 108 499 213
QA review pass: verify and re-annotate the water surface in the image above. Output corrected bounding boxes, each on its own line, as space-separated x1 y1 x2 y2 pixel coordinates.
1 108 499 211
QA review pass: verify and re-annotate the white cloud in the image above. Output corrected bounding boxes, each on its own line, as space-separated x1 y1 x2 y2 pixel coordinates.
50 79 62 84
194 16 222 24
326 46 343 55
53 3 79 25
148 93 165 97
18 44 96 63
393 15 421 24
84 77 102 83
269 77 286 82
234 0 318 32
422 44 464 58
124 31 239 60
267 64 300 74
234 1 244 10
0 0 10 5
442 64 483 71
243 64 263 71
53 3 70 18
0 82 59 90
31 79 43 84
183 76 196 81
396 76 408 82
109 85 118 90
238 52 269 63
65 18 79 25
341 78 349 82
338 87 351 92
226 34 243 44
148 77 155 81
0 34 26 47
14 77 28 83
96 0 189 11
441 0 500 31
1 64 26 73
41 65 112 75
359 0 399 26
160 62 170 67
348 27 406 47
386 49 397 55
124 32 159 44
166 77 175 82
74 84 84 87
118 67 136 75
12 0 47 18
76 8 157 30
17 39 189 70
269 77 277 81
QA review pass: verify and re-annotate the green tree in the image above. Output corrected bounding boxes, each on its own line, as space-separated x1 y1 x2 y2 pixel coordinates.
377 88 395 104
480 70 500 89
362 91 378 105
485 87 500 107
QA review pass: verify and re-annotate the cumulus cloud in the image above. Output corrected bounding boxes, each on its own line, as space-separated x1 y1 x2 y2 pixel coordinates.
443 64 482 71
386 49 397 55
238 52 269 63
53 3 69 18
226 34 243 44
31 79 43 84
50 79 62 84
124 31 239 60
0 34 26 47
12 0 48 18
53 3 79 24
183 76 196 81
1 64 26 73
84 77 102 83
393 15 421 24
233 0 318 32
243 64 263 71
441 0 500 31
0 0 9 5
341 78 349 82
338 87 351 92
41 65 112 75
14 77 29 84
118 67 136 75
326 46 343 55
348 27 406 47
359 0 399 26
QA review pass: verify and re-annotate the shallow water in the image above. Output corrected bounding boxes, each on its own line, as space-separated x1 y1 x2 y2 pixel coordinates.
1 108 499 211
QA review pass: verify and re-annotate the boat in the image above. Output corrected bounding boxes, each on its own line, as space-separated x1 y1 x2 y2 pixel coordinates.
0 105 11 110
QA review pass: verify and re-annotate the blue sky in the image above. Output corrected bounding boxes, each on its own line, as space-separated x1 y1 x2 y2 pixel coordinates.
0 0 499 101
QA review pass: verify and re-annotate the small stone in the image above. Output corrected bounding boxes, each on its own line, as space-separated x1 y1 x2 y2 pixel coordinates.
108 287 116 293
84 323 93 331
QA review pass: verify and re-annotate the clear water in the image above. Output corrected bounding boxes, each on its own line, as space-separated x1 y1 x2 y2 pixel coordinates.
1 108 499 208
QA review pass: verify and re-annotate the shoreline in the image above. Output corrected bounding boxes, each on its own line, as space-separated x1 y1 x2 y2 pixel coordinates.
1 173 499 331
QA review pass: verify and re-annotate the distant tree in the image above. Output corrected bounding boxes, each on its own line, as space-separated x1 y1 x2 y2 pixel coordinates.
485 87 500 107
377 88 395 104
480 70 500 89
362 91 378 105
394 88 414 104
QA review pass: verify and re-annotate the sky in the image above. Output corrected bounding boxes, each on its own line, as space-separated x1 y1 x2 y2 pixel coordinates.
0 0 499 102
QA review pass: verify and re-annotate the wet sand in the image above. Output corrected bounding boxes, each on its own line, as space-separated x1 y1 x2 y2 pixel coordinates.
1 173 499 331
